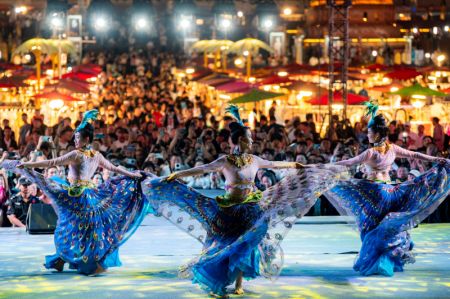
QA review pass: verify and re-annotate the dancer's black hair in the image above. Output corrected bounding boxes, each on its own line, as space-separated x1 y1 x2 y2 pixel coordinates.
225 105 249 146
75 110 98 143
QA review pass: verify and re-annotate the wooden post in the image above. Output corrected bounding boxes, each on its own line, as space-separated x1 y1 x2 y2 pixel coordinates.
203 52 208 67
215 49 220 70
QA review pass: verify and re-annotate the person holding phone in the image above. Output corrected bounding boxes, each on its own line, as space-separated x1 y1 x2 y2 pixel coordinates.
1 110 149 276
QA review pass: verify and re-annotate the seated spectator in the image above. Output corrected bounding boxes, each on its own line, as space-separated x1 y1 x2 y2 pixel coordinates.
93 172 104 186
408 169 421 181
396 166 409 183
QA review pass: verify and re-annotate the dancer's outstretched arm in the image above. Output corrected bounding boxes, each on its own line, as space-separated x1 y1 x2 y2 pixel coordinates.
166 156 226 182
392 144 448 163
254 156 305 169
19 150 78 168
334 149 371 167
98 153 141 178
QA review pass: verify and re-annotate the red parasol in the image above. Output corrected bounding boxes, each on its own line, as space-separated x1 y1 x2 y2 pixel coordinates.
258 75 294 85
216 81 258 93
62 71 97 81
34 91 81 102
308 91 368 105
364 63 389 71
384 68 422 80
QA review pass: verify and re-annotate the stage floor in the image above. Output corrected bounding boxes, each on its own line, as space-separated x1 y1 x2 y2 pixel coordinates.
0 216 449 299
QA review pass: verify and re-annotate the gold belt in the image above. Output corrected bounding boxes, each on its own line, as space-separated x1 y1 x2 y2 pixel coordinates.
216 190 263 208
63 179 96 197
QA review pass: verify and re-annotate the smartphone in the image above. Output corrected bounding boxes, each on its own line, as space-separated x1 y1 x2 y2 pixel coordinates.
125 158 137 165
159 128 165 137
41 136 52 143
95 133 105 139
126 145 136 152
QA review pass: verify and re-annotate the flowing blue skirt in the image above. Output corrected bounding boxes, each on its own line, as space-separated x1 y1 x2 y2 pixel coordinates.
143 165 348 295
1 160 150 275
144 179 267 295
326 162 450 276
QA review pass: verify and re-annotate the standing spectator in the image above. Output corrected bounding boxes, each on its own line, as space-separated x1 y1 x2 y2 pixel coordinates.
432 117 444 151
6 178 40 227
269 101 277 122
55 127 74 151
415 124 426 149
0 126 18 151
18 113 31 147
399 122 419 149
388 121 398 143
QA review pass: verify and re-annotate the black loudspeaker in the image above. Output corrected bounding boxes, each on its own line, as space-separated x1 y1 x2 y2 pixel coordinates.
26 203 58 234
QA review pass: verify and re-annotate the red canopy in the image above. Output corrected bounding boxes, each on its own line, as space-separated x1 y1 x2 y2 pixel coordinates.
62 71 97 81
45 80 90 94
364 63 389 71
0 62 22 71
440 87 450 94
369 83 403 93
75 64 103 75
308 91 368 105
34 91 80 102
0 77 28 88
216 81 258 93
384 68 422 80
258 75 294 85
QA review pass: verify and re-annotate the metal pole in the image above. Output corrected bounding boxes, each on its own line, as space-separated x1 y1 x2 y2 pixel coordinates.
327 2 335 139
58 34 62 79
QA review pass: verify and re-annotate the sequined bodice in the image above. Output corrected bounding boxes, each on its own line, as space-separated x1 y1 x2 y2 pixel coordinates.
67 152 101 182
335 144 439 182
29 150 130 184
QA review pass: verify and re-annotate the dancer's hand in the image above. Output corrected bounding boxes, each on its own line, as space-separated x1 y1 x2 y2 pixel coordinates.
164 172 178 182
437 158 449 165
17 162 25 169
295 162 304 169
133 171 143 178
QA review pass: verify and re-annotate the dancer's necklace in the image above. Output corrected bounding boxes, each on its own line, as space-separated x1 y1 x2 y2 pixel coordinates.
78 146 95 158
227 153 253 168
372 141 390 154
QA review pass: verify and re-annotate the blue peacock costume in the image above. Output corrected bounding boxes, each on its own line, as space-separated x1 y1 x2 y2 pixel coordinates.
326 101 450 276
1 110 150 275
143 105 348 295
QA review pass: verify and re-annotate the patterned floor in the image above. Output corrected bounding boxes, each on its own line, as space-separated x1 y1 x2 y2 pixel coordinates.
0 216 449 299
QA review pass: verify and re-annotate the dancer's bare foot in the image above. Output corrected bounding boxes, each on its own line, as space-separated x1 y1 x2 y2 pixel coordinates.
209 292 229 299
234 271 244 295
88 264 106 276
234 287 244 295
53 259 65 272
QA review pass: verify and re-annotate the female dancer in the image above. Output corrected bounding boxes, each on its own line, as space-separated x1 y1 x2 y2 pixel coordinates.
1 110 149 275
327 102 450 276
144 106 345 297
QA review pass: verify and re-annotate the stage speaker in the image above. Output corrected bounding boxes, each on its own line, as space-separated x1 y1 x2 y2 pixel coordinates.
26 203 57 234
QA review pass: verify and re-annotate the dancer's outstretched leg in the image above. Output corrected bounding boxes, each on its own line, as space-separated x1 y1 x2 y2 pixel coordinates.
235 271 244 295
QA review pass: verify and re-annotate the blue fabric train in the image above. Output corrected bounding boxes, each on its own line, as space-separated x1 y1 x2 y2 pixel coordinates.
1 159 150 275
326 162 450 276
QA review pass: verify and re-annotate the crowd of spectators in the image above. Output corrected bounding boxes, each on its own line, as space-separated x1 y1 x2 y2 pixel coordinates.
0 50 449 227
